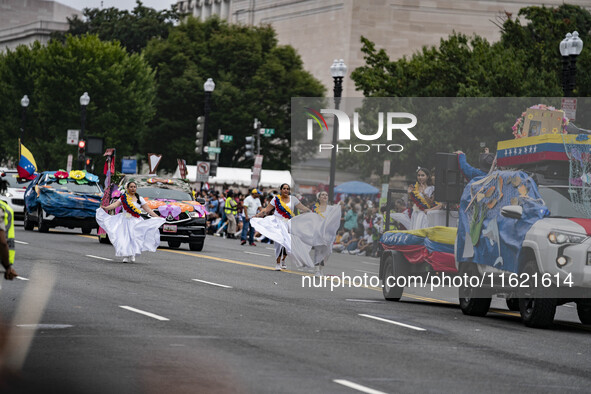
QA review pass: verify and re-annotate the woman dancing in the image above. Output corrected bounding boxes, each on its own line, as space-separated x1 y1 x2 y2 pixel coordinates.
251 183 311 271
96 181 166 262
300 191 342 276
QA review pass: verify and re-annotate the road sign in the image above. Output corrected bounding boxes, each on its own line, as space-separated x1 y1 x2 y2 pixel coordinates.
204 146 221 154
196 161 210 182
67 129 79 145
220 135 233 143
260 128 275 137
561 98 577 121
66 154 73 172
250 155 264 189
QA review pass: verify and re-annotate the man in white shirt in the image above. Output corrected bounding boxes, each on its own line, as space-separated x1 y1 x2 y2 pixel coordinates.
241 189 262 246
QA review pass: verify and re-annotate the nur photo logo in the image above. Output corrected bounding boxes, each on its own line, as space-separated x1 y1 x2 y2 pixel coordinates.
305 108 419 153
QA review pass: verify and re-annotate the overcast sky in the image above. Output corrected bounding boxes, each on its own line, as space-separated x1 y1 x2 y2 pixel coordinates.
55 0 177 12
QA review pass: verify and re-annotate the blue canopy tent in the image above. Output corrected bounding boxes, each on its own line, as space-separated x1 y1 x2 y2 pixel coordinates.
334 181 379 195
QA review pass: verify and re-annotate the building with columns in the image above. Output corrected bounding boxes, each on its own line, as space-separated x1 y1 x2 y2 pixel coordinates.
176 0 591 98
0 0 80 52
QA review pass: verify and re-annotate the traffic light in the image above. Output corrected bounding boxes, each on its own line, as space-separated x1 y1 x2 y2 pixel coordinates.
78 140 86 161
85 157 93 171
195 116 205 155
245 136 255 159
210 162 218 177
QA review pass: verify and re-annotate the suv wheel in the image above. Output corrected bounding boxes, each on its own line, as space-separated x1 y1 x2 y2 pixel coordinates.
576 301 591 325
518 259 556 328
189 241 204 251
37 208 49 233
81 228 92 235
381 254 405 301
458 263 491 316
23 208 34 231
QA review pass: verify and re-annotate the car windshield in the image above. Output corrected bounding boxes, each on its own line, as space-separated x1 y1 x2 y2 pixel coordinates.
4 173 31 189
539 186 591 219
137 187 192 202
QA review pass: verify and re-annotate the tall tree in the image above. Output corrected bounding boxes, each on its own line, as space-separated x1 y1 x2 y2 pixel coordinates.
349 4 591 176
52 0 182 54
142 17 325 171
0 35 156 170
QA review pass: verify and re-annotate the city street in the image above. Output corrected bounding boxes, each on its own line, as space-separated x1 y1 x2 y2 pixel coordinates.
1 222 591 394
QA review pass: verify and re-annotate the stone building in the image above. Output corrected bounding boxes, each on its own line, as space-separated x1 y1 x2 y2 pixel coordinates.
0 0 80 52
176 0 591 98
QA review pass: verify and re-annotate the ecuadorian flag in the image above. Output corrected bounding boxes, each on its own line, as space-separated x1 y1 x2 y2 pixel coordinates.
17 139 37 180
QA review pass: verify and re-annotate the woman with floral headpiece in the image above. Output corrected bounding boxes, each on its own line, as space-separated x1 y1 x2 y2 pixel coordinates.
96 181 165 263
407 167 437 229
251 183 312 271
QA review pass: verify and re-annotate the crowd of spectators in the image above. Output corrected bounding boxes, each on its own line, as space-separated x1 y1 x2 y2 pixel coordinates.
195 187 413 259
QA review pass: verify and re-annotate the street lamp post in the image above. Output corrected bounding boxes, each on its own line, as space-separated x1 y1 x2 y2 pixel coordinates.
79 92 90 170
560 31 584 97
202 78 215 162
559 33 572 96
20 95 29 140
328 59 347 203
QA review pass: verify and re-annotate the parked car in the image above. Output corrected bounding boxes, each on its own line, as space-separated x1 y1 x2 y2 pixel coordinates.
23 171 102 234
0 168 32 218
101 176 207 251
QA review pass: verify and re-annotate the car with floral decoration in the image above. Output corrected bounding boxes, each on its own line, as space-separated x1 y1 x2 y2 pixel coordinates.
23 170 103 234
100 176 207 251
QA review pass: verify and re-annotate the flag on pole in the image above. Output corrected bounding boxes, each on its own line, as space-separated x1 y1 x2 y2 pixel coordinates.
17 139 37 180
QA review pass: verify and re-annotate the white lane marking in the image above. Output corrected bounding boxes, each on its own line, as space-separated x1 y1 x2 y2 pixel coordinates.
333 379 387 394
14 240 28 245
16 276 29 281
361 261 378 265
355 269 379 275
244 251 271 257
346 299 382 303
17 324 72 329
265 247 275 250
119 306 169 321
192 279 233 289
359 313 426 332
86 255 114 261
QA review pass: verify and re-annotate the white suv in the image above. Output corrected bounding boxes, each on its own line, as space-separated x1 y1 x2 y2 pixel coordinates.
458 184 591 328
0 169 31 218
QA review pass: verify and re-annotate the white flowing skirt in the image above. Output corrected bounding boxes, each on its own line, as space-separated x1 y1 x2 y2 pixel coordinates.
96 208 166 257
291 206 341 267
251 215 292 257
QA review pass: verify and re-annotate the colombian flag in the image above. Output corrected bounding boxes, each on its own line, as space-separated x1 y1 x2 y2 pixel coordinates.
17 139 37 180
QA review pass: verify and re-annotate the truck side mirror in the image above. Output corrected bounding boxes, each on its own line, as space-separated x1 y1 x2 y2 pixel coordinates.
501 205 523 219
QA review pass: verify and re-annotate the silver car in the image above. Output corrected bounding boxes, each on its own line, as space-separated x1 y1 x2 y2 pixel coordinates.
0 169 31 218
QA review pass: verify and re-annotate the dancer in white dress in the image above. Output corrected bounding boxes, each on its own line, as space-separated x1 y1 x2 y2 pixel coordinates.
96 181 166 262
290 191 342 276
251 183 311 271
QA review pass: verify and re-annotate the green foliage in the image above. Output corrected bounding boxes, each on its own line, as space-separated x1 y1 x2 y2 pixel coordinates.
142 17 325 171
0 35 156 171
52 0 182 54
350 4 591 176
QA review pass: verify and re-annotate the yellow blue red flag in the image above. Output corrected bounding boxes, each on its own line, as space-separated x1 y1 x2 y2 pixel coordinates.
17 139 37 180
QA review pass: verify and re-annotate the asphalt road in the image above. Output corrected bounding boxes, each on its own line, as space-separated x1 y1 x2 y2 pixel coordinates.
1 223 590 394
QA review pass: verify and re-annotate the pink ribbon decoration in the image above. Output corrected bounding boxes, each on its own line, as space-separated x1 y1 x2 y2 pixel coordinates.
158 204 182 220
193 205 208 217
